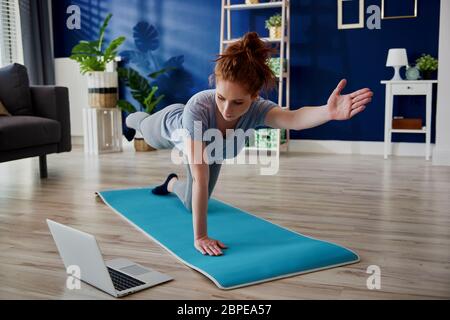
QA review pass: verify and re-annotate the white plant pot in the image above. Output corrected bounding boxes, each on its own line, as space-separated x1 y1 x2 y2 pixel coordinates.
269 26 282 39
87 71 118 108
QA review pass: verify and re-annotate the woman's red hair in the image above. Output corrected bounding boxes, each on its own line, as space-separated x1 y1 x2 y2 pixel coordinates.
210 32 276 97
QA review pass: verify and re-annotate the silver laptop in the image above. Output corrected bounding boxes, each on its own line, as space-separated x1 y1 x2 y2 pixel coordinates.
47 219 173 298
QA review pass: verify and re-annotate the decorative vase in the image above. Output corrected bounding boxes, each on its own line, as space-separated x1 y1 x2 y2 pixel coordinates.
269 26 282 39
245 0 259 4
87 71 118 108
405 66 421 80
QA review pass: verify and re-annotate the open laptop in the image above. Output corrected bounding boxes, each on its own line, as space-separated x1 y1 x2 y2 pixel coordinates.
47 219 173 298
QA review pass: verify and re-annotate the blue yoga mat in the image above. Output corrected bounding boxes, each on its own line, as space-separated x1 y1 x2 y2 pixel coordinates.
96 186 360 290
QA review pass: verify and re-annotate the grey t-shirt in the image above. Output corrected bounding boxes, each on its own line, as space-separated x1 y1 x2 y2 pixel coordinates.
161 89 278 160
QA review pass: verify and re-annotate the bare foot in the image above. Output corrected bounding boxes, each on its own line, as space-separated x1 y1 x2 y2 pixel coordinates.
167 176 178 193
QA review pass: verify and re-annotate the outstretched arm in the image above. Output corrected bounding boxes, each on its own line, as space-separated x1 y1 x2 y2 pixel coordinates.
265 79 373 130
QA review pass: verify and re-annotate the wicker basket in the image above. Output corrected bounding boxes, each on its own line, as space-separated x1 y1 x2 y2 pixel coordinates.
134 138 156 152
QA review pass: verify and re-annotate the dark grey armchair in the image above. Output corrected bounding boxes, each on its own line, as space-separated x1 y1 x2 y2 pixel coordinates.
0 63 71 178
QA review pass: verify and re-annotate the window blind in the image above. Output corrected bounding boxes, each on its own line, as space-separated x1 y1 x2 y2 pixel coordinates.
0 0 23 67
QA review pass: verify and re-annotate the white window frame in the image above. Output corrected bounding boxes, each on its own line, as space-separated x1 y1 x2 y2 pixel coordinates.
0 13 2 66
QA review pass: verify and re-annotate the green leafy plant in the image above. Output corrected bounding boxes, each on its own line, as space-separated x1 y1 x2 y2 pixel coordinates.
117 67 164 114
415 54 438 72
70 14 125 74
268 57 287 76
265 13 282 29
267 57 288 77
267 57 280 76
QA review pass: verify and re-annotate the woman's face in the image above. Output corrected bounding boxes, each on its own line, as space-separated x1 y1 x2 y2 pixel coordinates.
215 79 256 123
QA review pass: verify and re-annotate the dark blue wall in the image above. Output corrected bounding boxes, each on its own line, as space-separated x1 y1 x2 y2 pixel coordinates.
52 0 441 143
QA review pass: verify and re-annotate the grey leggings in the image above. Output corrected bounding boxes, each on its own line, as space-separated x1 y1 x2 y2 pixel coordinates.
126 105 222 212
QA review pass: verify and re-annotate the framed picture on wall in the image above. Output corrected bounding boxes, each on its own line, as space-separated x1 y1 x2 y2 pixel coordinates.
382 0 418 20
337 0 364 30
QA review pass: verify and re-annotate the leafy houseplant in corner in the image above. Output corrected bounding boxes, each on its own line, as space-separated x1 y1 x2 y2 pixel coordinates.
265 13 282 39
415 54 438 80
70 14 125 108
119 21 184 151
117 67 165 151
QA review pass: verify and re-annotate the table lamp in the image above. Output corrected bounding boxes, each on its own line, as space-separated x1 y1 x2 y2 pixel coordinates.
386 48 408 81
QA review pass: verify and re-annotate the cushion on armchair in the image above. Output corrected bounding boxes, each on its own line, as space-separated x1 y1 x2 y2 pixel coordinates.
0 63 33 116
0 99 11 116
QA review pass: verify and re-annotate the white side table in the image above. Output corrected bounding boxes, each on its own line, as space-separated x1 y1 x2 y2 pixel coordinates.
381 80 438 160
83 107 123 155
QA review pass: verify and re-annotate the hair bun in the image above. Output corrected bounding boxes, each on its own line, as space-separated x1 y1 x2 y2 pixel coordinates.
242 32 260 49
240 32 270 62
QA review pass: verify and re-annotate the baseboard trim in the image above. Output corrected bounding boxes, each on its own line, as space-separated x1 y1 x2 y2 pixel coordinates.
72 136 439 159
432 147 450 166
72 136 84 146
288 139 433 157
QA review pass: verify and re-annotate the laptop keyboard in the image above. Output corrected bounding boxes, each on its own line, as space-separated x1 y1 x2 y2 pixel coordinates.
107 267 146 292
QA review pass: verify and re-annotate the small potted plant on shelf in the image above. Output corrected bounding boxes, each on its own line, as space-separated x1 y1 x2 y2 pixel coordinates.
267 57 287 77
265 13 282 39
70 14 125 109
415 54 438 80
268 57 281 77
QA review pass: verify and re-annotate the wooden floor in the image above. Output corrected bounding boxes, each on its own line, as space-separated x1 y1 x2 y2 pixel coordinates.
0 144 449 299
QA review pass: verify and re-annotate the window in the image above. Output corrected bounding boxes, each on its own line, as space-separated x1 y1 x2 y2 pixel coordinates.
0 0 23 67
0 13 2 65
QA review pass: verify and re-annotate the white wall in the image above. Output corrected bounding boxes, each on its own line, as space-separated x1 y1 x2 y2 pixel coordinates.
433 0 450 166
298 2 450 162
54 57 88 137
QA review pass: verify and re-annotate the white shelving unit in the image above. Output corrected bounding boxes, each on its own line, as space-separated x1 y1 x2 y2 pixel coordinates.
222 37 288 44
219 0 291 154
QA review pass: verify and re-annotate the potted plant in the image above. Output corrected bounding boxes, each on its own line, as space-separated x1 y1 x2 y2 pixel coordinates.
268 57 280 77
117 67 165 151
267 57 287 77
70 14 125 108
265 13 282 39
415 54 438 80
119 21 185 150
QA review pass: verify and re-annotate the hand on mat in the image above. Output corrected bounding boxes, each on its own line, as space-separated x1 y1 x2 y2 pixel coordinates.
326 79 373 121
194 236 227 256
